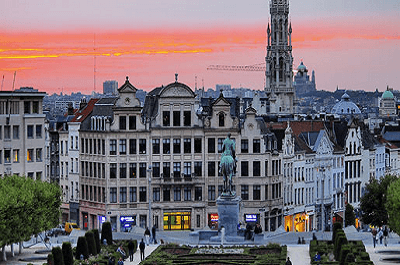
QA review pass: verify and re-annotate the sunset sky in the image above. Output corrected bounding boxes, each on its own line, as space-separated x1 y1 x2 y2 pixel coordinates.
1 0 399 95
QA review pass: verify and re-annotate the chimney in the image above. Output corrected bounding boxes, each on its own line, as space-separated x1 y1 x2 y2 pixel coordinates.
67 103 74 115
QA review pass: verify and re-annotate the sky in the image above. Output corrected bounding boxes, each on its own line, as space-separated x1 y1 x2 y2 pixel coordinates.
1 0 399 95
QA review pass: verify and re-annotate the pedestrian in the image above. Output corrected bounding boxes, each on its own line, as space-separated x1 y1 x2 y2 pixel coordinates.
220 226 225 246
152 226 157 244
383 226 389 247
128 238 135 262
144 227 151 245
372 227 377 248
139 238 146 261
378 228 383 245
117 257 124 265
286 257 292 265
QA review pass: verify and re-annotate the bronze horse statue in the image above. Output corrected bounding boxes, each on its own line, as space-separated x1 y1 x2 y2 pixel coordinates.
219 134 236 196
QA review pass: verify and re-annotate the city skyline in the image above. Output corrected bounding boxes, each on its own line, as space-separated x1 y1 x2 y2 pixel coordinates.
1 0 399 94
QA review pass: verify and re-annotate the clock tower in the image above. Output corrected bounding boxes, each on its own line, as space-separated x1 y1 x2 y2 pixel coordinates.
265 0 295 115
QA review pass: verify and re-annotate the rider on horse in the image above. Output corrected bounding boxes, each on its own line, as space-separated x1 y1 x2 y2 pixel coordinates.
219 133 236 195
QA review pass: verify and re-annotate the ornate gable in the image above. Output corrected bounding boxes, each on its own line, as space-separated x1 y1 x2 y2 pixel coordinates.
160 82 195 98
315 131 333 155
115 76 140 108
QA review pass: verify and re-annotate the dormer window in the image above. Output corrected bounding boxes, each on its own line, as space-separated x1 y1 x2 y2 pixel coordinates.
219 113 225 127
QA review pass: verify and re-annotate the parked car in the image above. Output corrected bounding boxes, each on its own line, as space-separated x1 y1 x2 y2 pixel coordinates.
65 222 80 234
47 224 65 237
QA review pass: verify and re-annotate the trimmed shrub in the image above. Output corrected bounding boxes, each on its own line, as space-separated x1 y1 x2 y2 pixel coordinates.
62 242 73 265
92 229 101 254
345 252 356 264
85 230 97 256
47 253 54 265
340 244 351 265
334 231 347 260
76 236 89 260
101 222 113 245
359 251 370 261
332 222 342 244
52 246 64 265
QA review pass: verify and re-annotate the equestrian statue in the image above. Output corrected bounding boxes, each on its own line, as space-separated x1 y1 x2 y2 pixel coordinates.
219 133 237 196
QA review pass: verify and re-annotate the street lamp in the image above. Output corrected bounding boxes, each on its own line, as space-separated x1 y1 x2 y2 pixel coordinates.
147 165 152 228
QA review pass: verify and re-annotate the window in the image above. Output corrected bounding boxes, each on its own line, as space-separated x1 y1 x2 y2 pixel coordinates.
163 139 170 154
119 139 127 155
32 101 39 114
110 188 117 203
241 161 249 176
184 186 191 201
24 101 31 114
173 162 181 178
183 138 191 153
139 163 147 178
27 149 34 162
110 139 117 155
163 111 170 126
152 139 160 154
208 185 216 201
4 150 11 163
36 125 42 138
129 116 136 130
241 139 249 153
120 163 127 178
253 185 261 200
152 162 160 178
13 149 19 163
119 116 126 130
208 138 215 153
102 140 105 155
174 187 181 201
253 139 260 153
183 162 191 178
253 161 261 176
163 162 170 178
110 163 117 178
208 161 216 176
129 139 136 154
0 126 2 139
153 187 160 202
36 171 42 180
139 187 147 202
219 113 225 127
173 111 180 126
129 187 137 202
218 138 224 153
120 187 127 203
194 138 202 153
4 126 10 140
163 187 170 202
194 161 202 176
241 185 249 200
173 138 181 154
139 139 146 154
129 163 137 178
183 111 191 126
195 187 202 201
36 148 42 162
13 126 19 139
28 172 34 179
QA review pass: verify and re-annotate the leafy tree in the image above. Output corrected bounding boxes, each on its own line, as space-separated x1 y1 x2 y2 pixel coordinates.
360 175 397 226
386 178 400 234
62 242 73 265
345 204 355 227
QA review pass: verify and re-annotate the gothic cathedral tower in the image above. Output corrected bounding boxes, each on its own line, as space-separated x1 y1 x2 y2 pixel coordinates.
265 0 295 115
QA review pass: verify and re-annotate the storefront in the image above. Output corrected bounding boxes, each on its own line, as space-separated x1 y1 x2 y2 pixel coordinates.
120 215 136 232
208 213 219 230
284 212 311 232
163 211 191 230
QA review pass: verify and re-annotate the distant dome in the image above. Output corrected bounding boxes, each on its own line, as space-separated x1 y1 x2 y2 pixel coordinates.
297 62 307 71
331 93 361 115
382 90 394 99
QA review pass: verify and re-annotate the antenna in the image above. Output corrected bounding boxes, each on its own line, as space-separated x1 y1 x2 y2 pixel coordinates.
195 76 197 90
12 71 16 91
1 75 4 91
94 33 96 93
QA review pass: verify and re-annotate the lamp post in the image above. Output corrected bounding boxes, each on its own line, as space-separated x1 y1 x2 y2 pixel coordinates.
148 165 152 228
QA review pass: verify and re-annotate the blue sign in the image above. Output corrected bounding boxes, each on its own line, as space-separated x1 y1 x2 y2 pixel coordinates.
245 214 257 222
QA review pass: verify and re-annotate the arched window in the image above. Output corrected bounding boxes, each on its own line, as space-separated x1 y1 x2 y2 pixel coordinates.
218 113 225 127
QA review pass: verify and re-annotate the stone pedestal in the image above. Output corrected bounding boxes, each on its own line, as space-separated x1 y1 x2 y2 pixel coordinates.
217 195 241 236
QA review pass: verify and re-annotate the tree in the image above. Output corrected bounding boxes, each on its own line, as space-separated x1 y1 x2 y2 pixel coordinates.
360 175 397 226
52 246 64 265
345 204 355 227
62 242 73 265
75 236 89 260
85 231 97 256
386 178 400 234
101 222 113 245
92 229 101 254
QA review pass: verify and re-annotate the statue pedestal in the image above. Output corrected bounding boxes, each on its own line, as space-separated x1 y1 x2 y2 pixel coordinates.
217 195 241 236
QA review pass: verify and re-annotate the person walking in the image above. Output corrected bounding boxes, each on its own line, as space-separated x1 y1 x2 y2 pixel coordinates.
152 226 157 244
372 227 377 248
127 239 135 262
286 257 292 265
144 227 151 246
378 228 383 245
383 226 389 247
139 238 146 261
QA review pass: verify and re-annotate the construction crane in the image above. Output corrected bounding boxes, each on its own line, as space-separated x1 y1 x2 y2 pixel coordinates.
207 64 266 72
